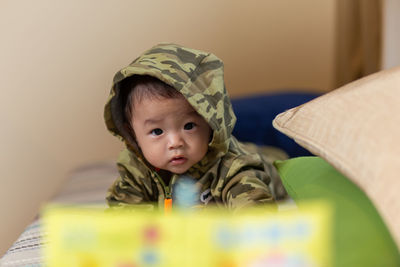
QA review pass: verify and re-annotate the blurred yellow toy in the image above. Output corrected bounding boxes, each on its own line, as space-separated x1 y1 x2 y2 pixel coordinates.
42 202 332 267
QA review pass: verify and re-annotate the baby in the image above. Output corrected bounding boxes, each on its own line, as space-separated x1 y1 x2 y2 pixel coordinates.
104 43 285 211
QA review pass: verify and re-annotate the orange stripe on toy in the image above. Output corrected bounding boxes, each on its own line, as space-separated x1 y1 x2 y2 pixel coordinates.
164 198 172 214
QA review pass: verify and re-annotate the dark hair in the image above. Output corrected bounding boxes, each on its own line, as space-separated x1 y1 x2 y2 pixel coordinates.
122 75 182 133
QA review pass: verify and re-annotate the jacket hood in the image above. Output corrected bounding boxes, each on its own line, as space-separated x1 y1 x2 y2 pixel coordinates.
104 43 236 165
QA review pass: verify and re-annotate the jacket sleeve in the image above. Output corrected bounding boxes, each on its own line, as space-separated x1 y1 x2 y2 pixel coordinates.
106 164 156 211
221 168 276 210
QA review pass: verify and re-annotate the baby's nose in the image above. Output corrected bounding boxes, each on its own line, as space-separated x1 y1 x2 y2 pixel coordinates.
168 133 184 149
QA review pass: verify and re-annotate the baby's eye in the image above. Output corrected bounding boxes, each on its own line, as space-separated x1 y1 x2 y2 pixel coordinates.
184 122 196 130
151 128 163 136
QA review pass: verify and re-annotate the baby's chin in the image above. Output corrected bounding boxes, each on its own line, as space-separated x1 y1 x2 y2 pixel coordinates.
160 165 190 175
167 168 188 174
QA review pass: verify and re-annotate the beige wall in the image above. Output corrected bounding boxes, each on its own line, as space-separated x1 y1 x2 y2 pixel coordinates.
382 0 400 69
0 0 336 255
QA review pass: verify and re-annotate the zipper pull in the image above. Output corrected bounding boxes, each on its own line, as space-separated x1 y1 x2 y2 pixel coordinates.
164 186 172 214
164 198 172 214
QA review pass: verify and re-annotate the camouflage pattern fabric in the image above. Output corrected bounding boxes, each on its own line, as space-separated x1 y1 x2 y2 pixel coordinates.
104 43 286 211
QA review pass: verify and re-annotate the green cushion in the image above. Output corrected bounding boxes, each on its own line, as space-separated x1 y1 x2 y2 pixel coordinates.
274 156 400 267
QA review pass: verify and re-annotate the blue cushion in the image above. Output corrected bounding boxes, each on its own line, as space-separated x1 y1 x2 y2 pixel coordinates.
231 92 319 157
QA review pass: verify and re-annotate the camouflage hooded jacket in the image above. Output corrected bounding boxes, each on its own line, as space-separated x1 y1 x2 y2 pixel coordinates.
104 43 284 211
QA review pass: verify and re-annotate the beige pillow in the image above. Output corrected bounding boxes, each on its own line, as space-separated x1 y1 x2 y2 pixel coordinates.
273 66 400 248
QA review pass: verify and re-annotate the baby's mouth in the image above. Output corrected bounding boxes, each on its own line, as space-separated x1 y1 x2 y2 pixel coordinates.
170 156 187 165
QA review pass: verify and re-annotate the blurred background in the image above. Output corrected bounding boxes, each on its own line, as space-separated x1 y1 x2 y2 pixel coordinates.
0 0 399 256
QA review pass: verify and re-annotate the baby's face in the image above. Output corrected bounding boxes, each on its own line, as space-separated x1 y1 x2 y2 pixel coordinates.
130 95 211 174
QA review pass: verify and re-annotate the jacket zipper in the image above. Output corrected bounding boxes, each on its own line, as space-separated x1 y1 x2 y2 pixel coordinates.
153 171 173 213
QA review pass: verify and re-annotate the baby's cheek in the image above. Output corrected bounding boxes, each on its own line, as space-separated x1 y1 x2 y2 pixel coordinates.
145 148 164 165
